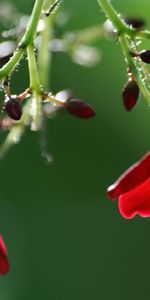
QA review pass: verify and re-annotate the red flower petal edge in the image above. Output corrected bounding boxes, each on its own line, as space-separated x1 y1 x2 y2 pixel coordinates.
107 152 150 200
65 99 96 119
0 235 10 275
118 177 150 219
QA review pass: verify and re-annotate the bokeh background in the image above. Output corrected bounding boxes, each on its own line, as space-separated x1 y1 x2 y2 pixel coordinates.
1 0 150 299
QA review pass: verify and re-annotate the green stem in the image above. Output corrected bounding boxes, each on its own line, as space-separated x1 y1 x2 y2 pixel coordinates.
27 44 42 131
21 0 44 46
98 0 150 105
97 0 131 34
38 16 53 88
119 34 150 105
38 0 60 88
135 30 150 40
98 0 150 39
27 44 41 92
0 0 44 81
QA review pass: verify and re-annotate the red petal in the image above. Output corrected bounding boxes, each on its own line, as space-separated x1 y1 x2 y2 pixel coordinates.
0 236 10 275
118 177 150 219
65 99 95 119
107 152 150 199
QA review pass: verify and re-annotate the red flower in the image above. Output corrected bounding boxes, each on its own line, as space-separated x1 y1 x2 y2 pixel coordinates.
107 152 150 219
0 235 10 275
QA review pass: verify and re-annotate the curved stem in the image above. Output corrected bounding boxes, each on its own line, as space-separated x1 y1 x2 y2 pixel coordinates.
21 0 44 46
97 0 131 34
98 0 150 39
0 0 44 81
98 0 150 105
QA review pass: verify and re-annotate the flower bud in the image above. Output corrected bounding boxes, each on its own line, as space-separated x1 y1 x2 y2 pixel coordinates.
4 96 22 120
65 98 95 119
139 50 150 64
124 17 146 29
122 80 139 111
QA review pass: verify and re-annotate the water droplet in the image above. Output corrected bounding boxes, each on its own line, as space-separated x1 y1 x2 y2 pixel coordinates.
41 151 54 165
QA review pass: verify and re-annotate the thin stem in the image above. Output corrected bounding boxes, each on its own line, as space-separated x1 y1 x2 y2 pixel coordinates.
27 44 41 92
38 16 52 88
97 0 131 34
44 0 61 16
98 0 150 39
21 0 44 46
38 0 61 88
27 44 42 131
134 30 150 40
0 0 44 81
98 0 150 105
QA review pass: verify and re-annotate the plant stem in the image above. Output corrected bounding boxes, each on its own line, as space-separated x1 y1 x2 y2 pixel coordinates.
135 30 150 40
27 44 41 92
21 0 44 46
97 0 131 34
98 0 150 39
0 0 44 81
98 0 150 104
38 0 60 88
38 16 53 88
27 44 42 130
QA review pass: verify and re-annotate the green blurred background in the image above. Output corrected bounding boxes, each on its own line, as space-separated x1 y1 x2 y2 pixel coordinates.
1 0 150 299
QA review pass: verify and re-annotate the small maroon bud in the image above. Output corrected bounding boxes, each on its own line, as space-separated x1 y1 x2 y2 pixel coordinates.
124 17 146 29
65 98 95 119
4 96 22 120
139 50 150 64
122 80 139 111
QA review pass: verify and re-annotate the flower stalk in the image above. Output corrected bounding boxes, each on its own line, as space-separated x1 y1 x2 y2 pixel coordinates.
98 0 150 105
0 0 44 80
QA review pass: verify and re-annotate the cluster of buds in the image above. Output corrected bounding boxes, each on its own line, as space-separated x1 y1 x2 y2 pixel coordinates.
121 48 150 112
0 81 95 134
123 19 150 111
104 16 150 112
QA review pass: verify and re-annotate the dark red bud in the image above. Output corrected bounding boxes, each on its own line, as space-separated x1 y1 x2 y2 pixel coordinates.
4 96 22 120
124 17 146 29
65 98 95 119
139 50 150 64
122 80 139 111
